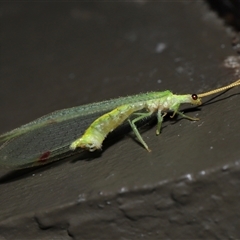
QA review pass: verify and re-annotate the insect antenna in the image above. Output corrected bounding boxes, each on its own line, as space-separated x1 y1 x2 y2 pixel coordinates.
198 79 240 98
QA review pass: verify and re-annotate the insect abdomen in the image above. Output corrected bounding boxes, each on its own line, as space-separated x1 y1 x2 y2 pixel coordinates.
70 103 144 151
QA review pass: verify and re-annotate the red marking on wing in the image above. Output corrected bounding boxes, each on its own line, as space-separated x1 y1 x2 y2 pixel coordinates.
38 151 51 162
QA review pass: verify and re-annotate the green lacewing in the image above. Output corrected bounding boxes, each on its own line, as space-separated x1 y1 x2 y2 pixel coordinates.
0 79 240 169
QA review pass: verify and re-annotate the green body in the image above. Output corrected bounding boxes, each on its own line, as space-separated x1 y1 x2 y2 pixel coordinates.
0 90 201 168
0 91 172 142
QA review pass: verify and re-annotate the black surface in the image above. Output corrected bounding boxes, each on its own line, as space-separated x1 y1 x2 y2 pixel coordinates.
0 2 240 239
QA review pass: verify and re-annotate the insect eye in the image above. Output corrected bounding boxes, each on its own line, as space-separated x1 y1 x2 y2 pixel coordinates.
191 94 198 100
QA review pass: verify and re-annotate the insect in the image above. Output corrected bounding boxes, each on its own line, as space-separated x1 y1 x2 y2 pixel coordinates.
0 79 240 169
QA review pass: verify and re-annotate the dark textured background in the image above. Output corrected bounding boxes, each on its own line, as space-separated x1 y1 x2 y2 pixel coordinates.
1 1 240 239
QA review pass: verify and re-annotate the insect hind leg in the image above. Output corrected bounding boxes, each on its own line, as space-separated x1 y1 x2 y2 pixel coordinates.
128 112 153 152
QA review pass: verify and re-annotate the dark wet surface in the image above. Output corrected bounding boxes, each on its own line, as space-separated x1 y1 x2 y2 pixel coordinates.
1 2 240 239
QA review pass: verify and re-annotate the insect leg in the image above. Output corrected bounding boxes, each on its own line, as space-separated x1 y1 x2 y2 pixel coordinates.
156 111 167 135
128 112 153 152
170 104 199 121
173 111 199 121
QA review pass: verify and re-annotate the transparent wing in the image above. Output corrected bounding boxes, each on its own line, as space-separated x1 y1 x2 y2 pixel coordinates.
0 91 170 143
0 112 104 169
0 90 170 169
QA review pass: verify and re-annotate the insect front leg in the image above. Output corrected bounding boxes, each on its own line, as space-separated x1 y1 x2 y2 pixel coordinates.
170 104 199 121
176 111 199 121
128 112 153 152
